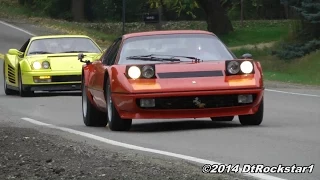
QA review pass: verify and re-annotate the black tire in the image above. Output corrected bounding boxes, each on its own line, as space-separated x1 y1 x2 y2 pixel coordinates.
3 62 17 95
18 68 34 97
239 98 264 126
211 116 234 121
82 77 108 127
106 78 132 131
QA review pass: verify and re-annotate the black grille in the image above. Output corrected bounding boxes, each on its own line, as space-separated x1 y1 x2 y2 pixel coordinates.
8 64 15 84
157 71 223 78
137 94 257 110
51 75 81 82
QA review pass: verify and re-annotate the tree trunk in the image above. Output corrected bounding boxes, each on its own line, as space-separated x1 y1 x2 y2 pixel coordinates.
196 0 234 35
71 0 85 21
283 1 289 19
240 0 244 27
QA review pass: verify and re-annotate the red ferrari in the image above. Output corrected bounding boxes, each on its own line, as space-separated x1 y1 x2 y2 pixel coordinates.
79 30 264 131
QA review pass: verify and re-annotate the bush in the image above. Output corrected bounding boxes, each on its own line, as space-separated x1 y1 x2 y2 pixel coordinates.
272 39 320 60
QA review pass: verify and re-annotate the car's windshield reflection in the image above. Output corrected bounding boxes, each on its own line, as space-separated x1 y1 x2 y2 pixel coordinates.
27 37 101 56
118 34 235 64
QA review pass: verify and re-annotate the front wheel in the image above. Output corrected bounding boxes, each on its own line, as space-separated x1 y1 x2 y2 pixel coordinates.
239 98 264 126
82 78 108 127
18 68 34 97
106 78 132 131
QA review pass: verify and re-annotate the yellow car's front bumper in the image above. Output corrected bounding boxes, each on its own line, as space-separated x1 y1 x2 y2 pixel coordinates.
21 70 82 91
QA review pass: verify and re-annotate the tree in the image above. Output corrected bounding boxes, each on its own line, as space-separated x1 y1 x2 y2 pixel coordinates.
293 0 320 39
281 0 320 39
71 0 85 21
274 0 320 60
149 0 234 35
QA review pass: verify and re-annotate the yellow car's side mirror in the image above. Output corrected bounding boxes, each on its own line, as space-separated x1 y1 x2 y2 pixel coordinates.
8 49 24 56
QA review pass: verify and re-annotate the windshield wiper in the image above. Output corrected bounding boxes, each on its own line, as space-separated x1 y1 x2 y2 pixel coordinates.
126 54 201 62
126 55 181 62
60 51 90 53
28 51 52 54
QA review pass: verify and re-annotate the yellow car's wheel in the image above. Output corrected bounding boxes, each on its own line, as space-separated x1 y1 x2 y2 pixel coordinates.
3 62 17 95
18 68 33 97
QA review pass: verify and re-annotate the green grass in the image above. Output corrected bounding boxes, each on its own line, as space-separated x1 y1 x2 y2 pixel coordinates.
219 20 292 47
232 47 320 86
0 0 291 48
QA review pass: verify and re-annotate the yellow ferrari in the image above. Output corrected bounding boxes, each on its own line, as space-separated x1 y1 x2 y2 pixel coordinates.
3 35 103 97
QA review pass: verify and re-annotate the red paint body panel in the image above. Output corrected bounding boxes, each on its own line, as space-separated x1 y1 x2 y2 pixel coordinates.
82 30 265 119
111 89 263 119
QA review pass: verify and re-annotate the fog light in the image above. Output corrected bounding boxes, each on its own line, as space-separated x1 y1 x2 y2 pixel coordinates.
33 76 51 83
238 95 253 103
140 99 155 107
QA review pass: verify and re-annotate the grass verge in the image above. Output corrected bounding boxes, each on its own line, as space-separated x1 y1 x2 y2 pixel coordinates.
232 46 320 86
0 0 291 48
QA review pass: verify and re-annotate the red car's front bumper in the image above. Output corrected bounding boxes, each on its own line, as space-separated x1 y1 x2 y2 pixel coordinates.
111 88 264 119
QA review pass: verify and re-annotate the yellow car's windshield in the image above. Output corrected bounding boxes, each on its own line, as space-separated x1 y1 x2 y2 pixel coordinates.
26 37 101 56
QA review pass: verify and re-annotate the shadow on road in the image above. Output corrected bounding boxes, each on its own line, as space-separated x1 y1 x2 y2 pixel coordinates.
0 91 81 97
130 120 243 132
33 91 81 97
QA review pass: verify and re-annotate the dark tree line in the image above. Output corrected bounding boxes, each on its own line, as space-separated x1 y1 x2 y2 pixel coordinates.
17 0 294 32
17 0 319 59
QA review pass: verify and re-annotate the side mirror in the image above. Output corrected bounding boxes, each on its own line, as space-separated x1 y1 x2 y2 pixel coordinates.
241 53 253 59
8 49 23 56
78 53 91 65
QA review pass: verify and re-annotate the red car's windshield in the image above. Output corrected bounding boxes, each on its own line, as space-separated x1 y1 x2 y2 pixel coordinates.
118 34 235 64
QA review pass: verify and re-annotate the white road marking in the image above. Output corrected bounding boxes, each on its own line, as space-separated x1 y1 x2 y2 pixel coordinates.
21 117 51 126
266 89 320 98
0 20 35 36
21 117 286 180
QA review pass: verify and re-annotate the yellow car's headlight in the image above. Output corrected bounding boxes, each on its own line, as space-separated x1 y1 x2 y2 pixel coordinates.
32 62 41 70
42 61 50 69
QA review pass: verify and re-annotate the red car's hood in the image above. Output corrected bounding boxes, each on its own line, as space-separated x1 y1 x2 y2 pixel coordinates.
111 61 263 93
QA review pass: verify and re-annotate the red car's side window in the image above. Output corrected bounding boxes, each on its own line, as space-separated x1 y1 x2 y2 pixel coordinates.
102 38 122 65
102 39 118 65
106 40 121 65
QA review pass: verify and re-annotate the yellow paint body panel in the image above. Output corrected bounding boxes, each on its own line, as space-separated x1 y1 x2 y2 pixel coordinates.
3 35 103 88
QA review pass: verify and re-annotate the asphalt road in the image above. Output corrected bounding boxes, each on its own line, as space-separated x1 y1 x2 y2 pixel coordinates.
1 21 320 180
